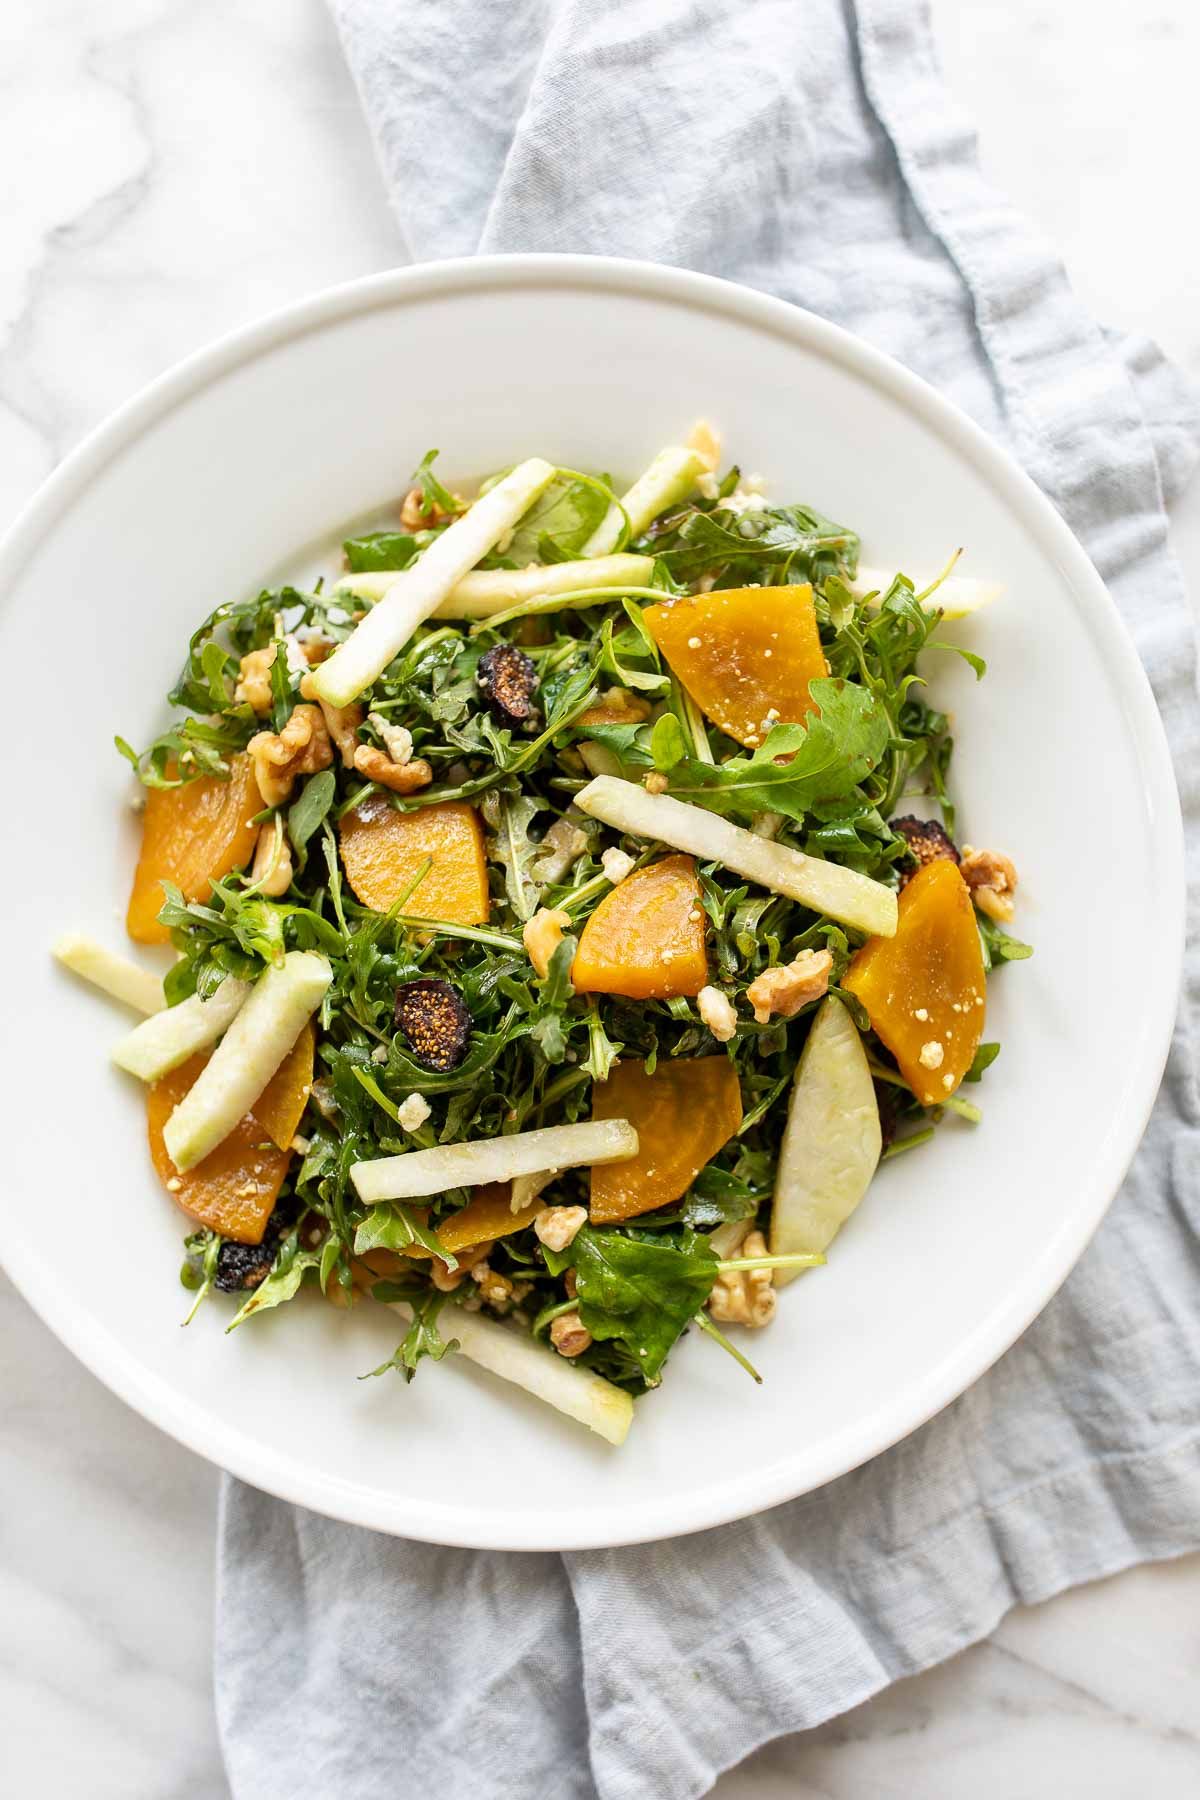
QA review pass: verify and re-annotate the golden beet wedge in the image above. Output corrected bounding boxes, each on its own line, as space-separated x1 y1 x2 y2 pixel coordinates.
126 754 260 944
339 796 489 922
573 855 708 999
145 1034 313 1244
643 584 827 748
404 1183 544 1258
589 1057 743 1224
843 859 986 1106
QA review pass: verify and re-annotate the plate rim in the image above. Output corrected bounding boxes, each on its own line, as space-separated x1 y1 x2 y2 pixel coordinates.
0 254 1184 1549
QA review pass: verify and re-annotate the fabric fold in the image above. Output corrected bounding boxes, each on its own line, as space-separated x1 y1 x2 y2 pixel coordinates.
217 4 1200 1796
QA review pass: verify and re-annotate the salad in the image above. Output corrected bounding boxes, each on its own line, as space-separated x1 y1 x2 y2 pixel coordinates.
54 427 1028 1446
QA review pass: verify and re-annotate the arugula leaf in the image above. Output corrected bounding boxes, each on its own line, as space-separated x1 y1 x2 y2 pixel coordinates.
343 531 423 572
977 914 1033 968
964 1042 1001 1083
494 793 543 922
651 501 858 586
501 474 610 565
227 1245 322 1329
666 679 890 822
360 1289 459 1384
569 1226 718 1384
408 448 461 520
354 1203 456 1266
287 769 337 856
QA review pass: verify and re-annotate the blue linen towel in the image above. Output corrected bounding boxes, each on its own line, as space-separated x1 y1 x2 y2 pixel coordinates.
216 4 1200 1795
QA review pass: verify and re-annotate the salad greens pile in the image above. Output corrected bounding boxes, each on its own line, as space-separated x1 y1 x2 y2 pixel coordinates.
116 439 1028 1428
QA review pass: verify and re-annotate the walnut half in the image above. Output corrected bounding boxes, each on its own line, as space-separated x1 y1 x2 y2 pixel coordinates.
746 948 832 1024
707 1229 776 1328
960 846 1018 922
247 704 333 807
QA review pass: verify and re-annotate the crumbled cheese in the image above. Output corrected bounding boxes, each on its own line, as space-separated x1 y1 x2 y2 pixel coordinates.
368 712 413 767
697 985 738 1042
371 1044 388 1064
687 635 702 649
943 1073 955 1090
397 1092 432 1132
913 1007 929 1022
918 1040 944 1070
290 1133 311 1154
600 846 635 885
166 1176 182 1193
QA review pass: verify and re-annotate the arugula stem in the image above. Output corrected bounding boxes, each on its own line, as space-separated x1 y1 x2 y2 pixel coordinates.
714 1253 826 1273
468 587 670 636
694 1312 763 1384
393 918 524 953
882 1126 936 1160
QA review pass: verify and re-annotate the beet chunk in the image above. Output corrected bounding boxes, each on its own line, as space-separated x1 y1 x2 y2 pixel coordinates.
477 643 538 725
394 978 472 1072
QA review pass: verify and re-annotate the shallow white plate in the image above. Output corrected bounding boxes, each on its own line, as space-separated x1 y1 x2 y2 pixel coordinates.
0 258 1182 1550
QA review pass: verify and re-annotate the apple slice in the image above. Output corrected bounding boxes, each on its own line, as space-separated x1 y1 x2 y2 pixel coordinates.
310 457 557 706
385 1300 633 1445
769 997 881 1284
583 440 716 556
849 566 1002 619
53 933 165 1016
111 976 252 1082
339 552 655 615
351 1118 638 1205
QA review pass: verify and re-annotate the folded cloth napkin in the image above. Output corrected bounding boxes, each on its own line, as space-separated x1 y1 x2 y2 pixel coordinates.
216 4 1200 1795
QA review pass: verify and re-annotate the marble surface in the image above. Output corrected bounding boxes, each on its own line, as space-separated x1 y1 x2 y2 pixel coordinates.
3 2 1198 1794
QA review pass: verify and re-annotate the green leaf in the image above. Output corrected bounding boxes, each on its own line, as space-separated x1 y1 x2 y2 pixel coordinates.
354 1203 456 1267
666 678 890 822
650 711 688 771
227 1246 322 1329
570 1226 718 1384
343 531 423 572
360 1289 459 1385
287 769 337 855
977 915 1033 969
503 473 610 565
408 447 461 519
495 792 543 922
964 1041 1001 1083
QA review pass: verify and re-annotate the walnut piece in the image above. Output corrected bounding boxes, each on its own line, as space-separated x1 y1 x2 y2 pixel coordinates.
235 647 278 716
534 1205 588 1253
746 948 832 1024
697 984 738 1043
523 906 572 979
250 822 293 897
707 1228 776 1328
299 670 362 769
247 704 333 807
643 771 670 795
352 744 434 794
400 483 460 531
960 846 1019 922
471 1259 514 1310
578 686 652 727
549 1311 593 1357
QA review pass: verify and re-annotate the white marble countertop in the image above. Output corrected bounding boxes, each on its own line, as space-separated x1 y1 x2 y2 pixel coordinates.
3 3 1198 1794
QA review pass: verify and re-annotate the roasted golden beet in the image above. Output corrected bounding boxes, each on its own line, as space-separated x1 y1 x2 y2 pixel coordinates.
126 755 260 944
573 855 708 999
843 859 986 1105
252 1021 315 1152
404 1183 544 1257
146 1051 296 1244
339 795 489 922
589 1057 743 1224
643 584 827 748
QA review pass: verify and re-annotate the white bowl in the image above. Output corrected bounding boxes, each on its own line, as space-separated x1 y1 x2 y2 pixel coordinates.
0 258 1182 1550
